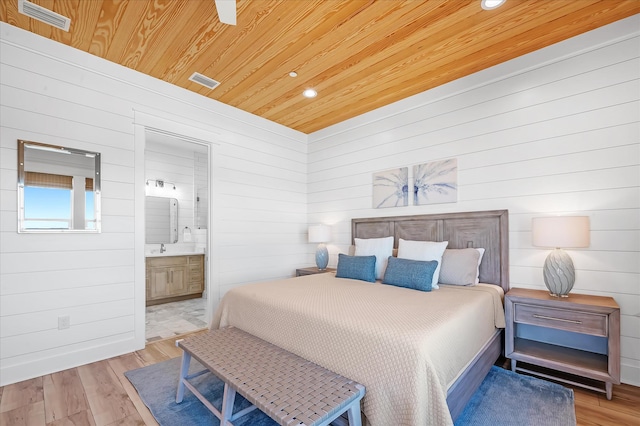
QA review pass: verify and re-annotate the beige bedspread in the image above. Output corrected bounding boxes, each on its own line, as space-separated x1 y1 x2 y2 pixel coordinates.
211 273 505 426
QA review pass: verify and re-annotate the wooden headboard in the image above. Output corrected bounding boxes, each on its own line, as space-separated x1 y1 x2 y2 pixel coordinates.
352 209 509 292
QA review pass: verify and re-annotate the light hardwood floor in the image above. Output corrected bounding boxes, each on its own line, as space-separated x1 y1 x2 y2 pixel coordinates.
1 331 638 426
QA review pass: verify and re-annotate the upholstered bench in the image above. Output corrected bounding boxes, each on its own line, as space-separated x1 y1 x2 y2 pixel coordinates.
176 326 365 426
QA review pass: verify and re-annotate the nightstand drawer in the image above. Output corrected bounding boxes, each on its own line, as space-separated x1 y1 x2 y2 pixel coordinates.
514 303 607 336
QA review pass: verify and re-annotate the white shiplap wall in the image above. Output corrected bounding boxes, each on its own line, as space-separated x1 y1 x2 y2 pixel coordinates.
0 22 307 386
307 16 640 386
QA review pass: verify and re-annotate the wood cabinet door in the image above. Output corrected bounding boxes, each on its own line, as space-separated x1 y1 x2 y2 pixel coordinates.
149 267 170 299
168 266 187 295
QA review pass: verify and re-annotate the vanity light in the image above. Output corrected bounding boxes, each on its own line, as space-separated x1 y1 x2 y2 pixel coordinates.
146 179 176 189
303 88 317 98
481 0 506 10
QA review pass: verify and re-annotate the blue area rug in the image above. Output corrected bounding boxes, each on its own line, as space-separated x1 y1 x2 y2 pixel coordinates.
125 357 277 426
125 359 575 426
456 366 576 426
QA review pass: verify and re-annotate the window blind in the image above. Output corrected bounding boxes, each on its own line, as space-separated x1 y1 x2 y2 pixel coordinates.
24 172 94 190
25 172 72 189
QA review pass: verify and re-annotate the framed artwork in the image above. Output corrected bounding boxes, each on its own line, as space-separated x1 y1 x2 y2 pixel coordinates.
413 159 458 205
372 167 408 208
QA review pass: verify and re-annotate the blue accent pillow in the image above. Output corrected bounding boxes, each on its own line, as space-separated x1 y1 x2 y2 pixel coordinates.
382 256 437 292
335 254 377 282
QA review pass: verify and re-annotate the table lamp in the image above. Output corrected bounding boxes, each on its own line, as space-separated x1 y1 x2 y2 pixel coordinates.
308 224 331 270
532 216 590 297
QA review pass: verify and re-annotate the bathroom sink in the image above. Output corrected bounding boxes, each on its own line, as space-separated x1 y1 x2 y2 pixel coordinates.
145 249 205 257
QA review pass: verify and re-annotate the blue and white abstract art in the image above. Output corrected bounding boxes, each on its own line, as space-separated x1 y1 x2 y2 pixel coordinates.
372 167 408 209
413 159 458 205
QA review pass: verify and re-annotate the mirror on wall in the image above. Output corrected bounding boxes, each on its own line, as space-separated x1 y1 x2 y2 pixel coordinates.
145 196 178 244
17 140 101 233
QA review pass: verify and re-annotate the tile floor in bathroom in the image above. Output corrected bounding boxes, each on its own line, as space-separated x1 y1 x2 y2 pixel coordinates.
145 297 208 343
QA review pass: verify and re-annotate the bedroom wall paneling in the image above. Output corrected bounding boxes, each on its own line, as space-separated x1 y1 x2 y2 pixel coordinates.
306 16 640 386
0 22 308 386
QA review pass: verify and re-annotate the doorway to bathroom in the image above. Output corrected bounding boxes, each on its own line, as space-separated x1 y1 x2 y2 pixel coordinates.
143 130 211 343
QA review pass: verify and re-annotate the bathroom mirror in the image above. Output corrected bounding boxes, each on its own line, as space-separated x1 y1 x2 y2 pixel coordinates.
18 140 101 233
145 196 178 244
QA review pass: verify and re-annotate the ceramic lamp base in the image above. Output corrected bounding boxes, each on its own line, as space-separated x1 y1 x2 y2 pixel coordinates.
543 248 575 297
315 243 328 270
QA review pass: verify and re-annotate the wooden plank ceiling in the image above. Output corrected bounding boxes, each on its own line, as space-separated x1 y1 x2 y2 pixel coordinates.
2 0 638 134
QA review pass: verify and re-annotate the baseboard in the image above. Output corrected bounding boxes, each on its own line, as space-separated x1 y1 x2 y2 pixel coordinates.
622 362 640 387
0 335 139 387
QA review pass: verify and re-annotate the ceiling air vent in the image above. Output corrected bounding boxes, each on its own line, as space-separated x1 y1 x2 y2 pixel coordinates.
18 0 71 31
189 72 220 90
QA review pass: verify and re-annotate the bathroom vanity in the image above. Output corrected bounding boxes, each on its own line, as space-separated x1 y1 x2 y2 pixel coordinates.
146 254 204 306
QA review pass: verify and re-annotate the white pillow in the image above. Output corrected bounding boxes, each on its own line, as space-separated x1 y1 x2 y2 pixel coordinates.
438 248 481 286
397 239 448 289
354 236 394 280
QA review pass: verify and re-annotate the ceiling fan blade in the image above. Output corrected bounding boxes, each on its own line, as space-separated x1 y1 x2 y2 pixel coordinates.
214 0 236 25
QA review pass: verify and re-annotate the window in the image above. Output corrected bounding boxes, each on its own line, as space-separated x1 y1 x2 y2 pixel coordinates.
24 186 72 229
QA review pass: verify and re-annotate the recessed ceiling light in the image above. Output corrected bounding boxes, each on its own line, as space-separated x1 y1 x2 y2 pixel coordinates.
481 0 506 10
289 71 298 77
303 89 317 98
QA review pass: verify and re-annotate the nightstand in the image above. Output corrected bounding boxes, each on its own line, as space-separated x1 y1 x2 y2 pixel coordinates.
505 288 620 399
295 266 336 277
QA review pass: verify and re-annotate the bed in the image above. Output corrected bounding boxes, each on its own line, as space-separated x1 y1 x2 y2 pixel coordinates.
211 209 509 426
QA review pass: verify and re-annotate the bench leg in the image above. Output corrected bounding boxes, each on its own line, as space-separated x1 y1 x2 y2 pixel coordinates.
176 351 192 403
346 402 362 426
221 383 237 426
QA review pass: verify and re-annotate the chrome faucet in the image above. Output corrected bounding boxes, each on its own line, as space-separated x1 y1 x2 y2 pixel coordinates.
160 243 166 253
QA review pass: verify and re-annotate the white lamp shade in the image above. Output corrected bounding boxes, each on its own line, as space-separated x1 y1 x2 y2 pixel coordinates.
532 216 590 248
308 224 331 243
